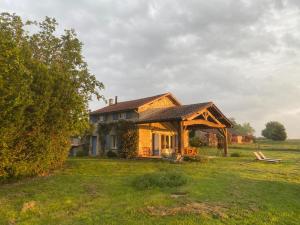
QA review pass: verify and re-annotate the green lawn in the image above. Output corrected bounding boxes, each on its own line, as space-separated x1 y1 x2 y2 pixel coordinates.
1 140 300 225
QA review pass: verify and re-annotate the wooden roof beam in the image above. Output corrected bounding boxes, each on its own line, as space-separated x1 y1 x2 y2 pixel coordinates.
183 119 226 128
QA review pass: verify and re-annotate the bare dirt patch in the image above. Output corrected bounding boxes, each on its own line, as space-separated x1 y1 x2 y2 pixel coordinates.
143 202 228 219
170 192 188 199
21 201 37 213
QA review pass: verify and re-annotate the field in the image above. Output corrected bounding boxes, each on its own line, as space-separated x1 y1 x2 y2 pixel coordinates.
1 140 300 225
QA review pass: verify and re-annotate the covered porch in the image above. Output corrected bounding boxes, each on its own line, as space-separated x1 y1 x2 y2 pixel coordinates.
137 102 232 157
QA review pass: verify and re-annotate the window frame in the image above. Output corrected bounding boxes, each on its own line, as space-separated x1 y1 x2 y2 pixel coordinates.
170 136 174 148
119 112 126 119
125 112 131 119
111 135 117 149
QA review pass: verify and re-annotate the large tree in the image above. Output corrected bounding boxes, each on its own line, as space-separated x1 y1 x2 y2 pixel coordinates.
229 118 255 136
0 13 104 179
262 121 287 141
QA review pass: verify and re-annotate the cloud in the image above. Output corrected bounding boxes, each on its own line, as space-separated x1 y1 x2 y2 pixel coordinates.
1 0 300 138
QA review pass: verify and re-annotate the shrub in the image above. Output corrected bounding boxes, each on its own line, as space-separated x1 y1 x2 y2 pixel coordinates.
230 152 241 157
75 147 89 157
116 120 138 158
132 171 188 189
98 121 138 159
107 150 117 158
183 155 209 163
189 137 205 147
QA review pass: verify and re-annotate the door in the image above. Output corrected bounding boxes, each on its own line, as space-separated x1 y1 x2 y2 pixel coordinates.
152 133 160 156
92 136 97 156
165 135 172 155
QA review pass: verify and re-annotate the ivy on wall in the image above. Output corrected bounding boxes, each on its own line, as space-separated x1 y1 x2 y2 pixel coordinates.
97 120 138 158
97 123 113 156
115 120 138 159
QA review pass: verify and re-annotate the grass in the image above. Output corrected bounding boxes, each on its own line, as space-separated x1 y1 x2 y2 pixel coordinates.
0 139 300 224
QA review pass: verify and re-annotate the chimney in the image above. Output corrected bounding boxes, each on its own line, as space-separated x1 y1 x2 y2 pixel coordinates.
108 98 114 106
115 96 118 104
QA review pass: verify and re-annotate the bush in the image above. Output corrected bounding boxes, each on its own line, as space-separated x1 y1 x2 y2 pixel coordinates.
75 147 89 157
107 151 117 158
230 152 241 157
99 121 138 159
183 155 209 163
189 137 205 147
132 171 188 189
116 120 138 159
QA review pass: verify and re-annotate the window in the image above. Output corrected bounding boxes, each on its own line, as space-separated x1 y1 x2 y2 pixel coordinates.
99 115 104 122
170 136 174 148
161 135 165 149
112 114 118 120
166 136 170 148
152 133 155 151
119 112 126 119
111 135 117 149
90 116 97 123
125 112 131 119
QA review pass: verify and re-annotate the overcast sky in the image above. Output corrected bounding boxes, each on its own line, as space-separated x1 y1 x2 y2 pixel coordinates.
2 0 300 138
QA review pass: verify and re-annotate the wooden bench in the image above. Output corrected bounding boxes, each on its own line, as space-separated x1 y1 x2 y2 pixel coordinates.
184 147 198 156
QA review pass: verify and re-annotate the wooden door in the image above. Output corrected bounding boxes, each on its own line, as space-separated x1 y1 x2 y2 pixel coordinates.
92 136 97 156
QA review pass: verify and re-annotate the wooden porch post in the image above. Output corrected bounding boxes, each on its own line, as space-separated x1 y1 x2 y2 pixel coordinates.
178 121 184 155
218 128 229 157
224 128 228 157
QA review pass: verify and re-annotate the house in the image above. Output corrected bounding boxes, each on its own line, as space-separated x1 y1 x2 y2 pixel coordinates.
194 128 254 147
194 129 220 147
89 92 232 157
229 129 254 144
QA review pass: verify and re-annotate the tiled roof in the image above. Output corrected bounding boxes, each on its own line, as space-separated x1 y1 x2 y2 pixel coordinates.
90 93 170 114
90 92 232 128
138 102 213 123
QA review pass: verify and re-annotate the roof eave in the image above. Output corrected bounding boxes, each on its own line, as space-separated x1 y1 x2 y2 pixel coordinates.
90 108 138 115
136 118 181 124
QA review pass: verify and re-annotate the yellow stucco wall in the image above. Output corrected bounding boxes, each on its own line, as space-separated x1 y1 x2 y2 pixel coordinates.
138 126 152 155
137 122 189 156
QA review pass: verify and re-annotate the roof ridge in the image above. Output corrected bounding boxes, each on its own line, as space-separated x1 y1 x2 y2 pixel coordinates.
90 92 171 114
114 92 168 104
180 102 213 107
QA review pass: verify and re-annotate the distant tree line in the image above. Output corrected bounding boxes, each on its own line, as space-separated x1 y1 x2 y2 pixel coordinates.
0 13 104 179
230 118 287 141
229 118 255 136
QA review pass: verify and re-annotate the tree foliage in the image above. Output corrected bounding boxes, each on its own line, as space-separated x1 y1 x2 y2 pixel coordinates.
97 121 138 158
115 120 138 159
98 123 114 156
261 121 287 141
230 118 255 136
0 13 104 179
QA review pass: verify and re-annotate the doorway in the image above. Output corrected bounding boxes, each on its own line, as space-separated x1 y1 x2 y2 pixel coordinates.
92 136 97 156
